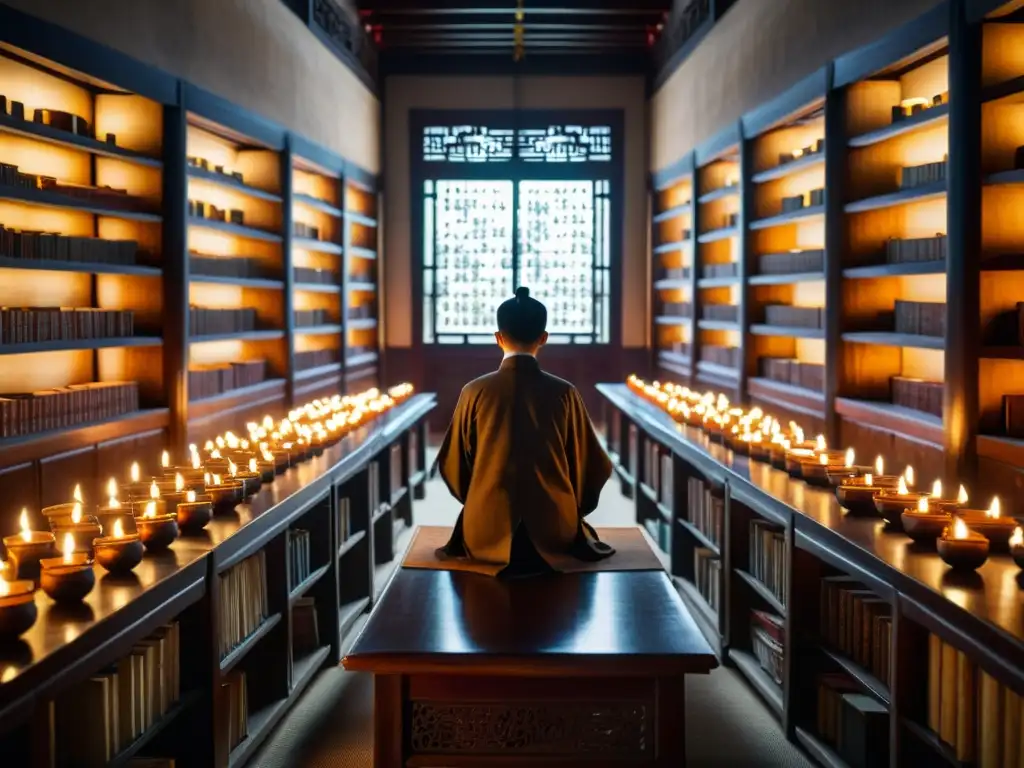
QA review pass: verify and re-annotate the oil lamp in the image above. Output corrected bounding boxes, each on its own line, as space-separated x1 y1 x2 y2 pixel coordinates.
900 494 951 543
135 500 178 552
3 509 55 580
937 517 989 571
873 471 928 529
93 518 144 574
40 532 95 603
1010 527 1024 569
0 564 37 638
961 497 1018 551
174 488 214 532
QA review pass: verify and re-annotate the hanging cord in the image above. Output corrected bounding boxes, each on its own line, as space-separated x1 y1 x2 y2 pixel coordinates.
513 0 525 62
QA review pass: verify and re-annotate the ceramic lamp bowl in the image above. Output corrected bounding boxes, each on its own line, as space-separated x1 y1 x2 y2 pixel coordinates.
799 453 849 486
2 532 55 580
768 445 789 470
785 449 818 477
206 482 245 513
0 590 37 637
136 515 178 552
52 521 103 557
827 466 871 487
93 536 144 574
937 534 990 571
960 513 1018 551
748 442 771 462
234 471 262 496
175 498 213 532
1012 542 1024 569
40 555 95 603
257 462 276 483
900 510 951 542
41 503 81 529
873 491 928 529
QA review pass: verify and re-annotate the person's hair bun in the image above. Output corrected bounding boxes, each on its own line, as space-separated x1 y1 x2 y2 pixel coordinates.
515 286 530 300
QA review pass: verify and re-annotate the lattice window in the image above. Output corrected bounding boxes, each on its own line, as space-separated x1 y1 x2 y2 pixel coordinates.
422 124 612 163
518 125 612 163
423 126 515 163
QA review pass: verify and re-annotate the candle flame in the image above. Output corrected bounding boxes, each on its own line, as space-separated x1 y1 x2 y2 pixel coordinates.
186 490 196 503
192 453 201 470
204 440 214 451
228 461 237 477
953 517 968 540
865 473 873 486
987 496 1001 519
932 480 942 498
108 497 121 509
143 501 157 519
263 415 273 429
213 474 222 485
113 519 125 539
130 462 140 483
18 509 30 543
874 456 884 476
794 426 804 445
62 532 74 564
844 448 854 468
161 450 170 468
917 496 929 513
0 578 8 597
1011 527 1023 547
210 449 221 460
175 473 184 493
819 453 829 465
149 480 160 500
215 436 225 449
898 476 908 496
73 484 83 503
958 485 969 505
71 503 82 524
904 466 915 487
204 472 211 486
815 435 826 452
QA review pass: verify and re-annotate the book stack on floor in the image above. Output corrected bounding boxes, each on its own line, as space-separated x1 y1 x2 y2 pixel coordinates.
0 225 142 264
749 520 786 608
189 307 258 336
819 577 892 684
0 381 139 436
188 361 268 401
52 622 180 764
816 674 888 767
0 307 134 343
218 551 268 659
221 672 248 754
287 528 311 589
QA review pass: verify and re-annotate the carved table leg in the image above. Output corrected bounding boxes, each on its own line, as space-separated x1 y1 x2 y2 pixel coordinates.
656 676 686 766
374 674 405 767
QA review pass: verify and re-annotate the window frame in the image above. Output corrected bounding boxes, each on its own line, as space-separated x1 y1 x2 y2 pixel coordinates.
409 108 625 349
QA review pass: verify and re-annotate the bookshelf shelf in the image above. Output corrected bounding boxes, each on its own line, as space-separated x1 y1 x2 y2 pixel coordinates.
653 277 690 290
346 351 379 369
834 396 944 444
901 719 968 768
0 256 162 277
348 245 377 261
697 226 739 244
750 152 825 183
295 362 343 382
847 103 950 148
348 280 377 293
293 192 343 217
677 517 720 556
345 211 377 227
844 183 947 214
842 260 946 278
189 378 287 417
749 205 825 230
0 336 162 354
339 529 367 558
219 612 283 675
697 275 739 288
187 164 283 203
108 689 203 768
654 316 689 326
187 216 282 243
190 330 285 343
748 271 826 285
729 648 784 716
653 203 692 222
288 563 331 605
675 575 719 629
189 274 285 290
747 377 825 419
697 184 740 204
295 324 343 336
340 596 371 640
749 324 825 339
0 111 163 167
653 241 688 255
735 567 786 616
841 331 945 350
294 281 341 294
697 319 740 332
293 237 343 255
0 185 163 223
793 726 850 768
348 318 378 331
820 646 891 706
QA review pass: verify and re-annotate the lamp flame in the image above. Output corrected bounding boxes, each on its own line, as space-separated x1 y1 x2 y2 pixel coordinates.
186 490 196 503
73 484 83 503
844 448 854 468
815 435 826 452
175 473 184 493
987 496 1001 519
161 450 170 468
917 496 929 513
865 474 873 486
249 458 257 473
113 519 125 539
875 456 884 476
130 462 140 483
904 466 915 487
819 453 829 465
62 532 74 564
1011 527 1023 548
149 480 160 500
19 509 30 542
958 485 969 505
898 476 909 496
952 517 969 540
932 480 942 498
143 501 157 519
71 503 82 524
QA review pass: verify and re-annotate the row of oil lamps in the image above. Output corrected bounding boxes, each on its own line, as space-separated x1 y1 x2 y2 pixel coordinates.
626 376 1023 574
0 383 415 640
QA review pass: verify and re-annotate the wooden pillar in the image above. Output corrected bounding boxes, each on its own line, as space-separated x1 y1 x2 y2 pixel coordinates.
162 96 189 459
737 123 754 402
281 139 297 406
823 73 847 447
945 0 982 484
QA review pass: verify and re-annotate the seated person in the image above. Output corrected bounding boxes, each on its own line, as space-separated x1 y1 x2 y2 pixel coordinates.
435 286 614 576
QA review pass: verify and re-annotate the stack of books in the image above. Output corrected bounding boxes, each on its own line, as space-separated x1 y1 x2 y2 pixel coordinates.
764 305 822 329
0 307 134 344
816 673 889 765
188 360 267 401
189 307 258 336
292 598 320 656
293 267 339 285
703 262 737 279
693 547 721 613
749 519 787 608
686 477 722 548
217 551 268 659
337 496 351 547
894 300 946 337
819 576 892 685
699 344 740 368
287 528 311 589
702 304 739 323
190 253 275 280
221 671 248 754
0 381 139 436
890 376 942 416
187 200 244 226
53 622 180 764
758 249 824 276
758 358 824 391
884 234 947 264
0 225 141 264
349 303 376 320
295 349 340 371
294 309 333 327
899 157 947 189
293 222 322 240
752 623 784 685
660 300 691 316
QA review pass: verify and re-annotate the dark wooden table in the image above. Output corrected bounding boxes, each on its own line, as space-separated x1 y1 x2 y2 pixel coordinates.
344 566 718 767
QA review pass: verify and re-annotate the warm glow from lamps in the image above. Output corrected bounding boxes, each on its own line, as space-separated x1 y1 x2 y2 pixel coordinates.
161 450 170 468
815 435 826 452
898 476 909 496
175 473 184 493
112 519 125 539
71 503 82 525
62 532 74 564
19 509 30 543
875 456 884 475
904 466 915 487
917 496 929 513
958 485 969 505
987 497 1002 519
932 480 942 498
952 517 969 540
186 490 196 503
143 501 157 519
844 448 854 468
1011 527 1023 547
818 454 829 465
865 474 873 486
130 462 140 483
73 484 83 503
149 480 160 500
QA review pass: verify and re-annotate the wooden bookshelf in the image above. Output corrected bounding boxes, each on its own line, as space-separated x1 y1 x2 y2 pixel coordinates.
291 152 344 403
184 103 289 443
343 178 380 394
651 155 695 380
694 127 743 398
0 392 435 768
0 8 384 543
599 382 1024 768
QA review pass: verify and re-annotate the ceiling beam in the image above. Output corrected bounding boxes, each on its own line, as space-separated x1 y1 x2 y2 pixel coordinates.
361 1 668 15
383 31 647 42
382 39 646 49
378 50 651 76
376 20 657 31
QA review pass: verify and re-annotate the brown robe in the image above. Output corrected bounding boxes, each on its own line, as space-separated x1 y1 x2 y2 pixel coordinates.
435 354 614 572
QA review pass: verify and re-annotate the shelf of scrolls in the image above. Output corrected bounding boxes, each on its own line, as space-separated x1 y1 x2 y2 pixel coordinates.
694 143 743 398
835 32 950 476
651 162 696 381
291 155 344 402
0 41 169 519
184 114 287 441
343 180 380 393
745 98 828 432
